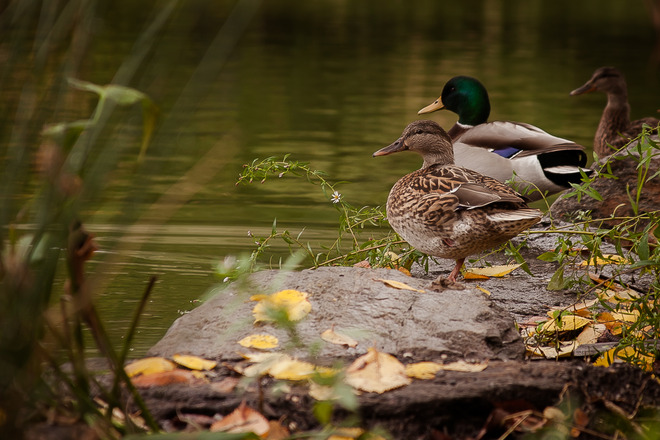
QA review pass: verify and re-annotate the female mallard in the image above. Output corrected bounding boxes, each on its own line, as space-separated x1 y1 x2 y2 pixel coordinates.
373 120 543 288
418 76 589 200
570 67 660 158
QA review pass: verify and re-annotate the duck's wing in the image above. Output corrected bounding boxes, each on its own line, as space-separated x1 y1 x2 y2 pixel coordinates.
456 121 584 159
419 165 528 210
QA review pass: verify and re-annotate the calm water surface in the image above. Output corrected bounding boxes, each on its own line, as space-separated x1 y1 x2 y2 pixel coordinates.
4 0 659 356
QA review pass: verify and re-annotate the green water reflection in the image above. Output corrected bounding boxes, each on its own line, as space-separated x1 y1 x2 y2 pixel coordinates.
3 0 659 356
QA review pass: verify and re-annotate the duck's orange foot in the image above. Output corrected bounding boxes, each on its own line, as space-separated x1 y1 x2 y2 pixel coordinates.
429 277 466 292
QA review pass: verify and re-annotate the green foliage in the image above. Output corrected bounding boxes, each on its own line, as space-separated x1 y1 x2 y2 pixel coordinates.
532 125 660 369
0 75 159 436
235 155 422 275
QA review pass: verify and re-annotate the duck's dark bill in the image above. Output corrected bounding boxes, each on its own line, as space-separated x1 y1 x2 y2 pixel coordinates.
373 138 406 156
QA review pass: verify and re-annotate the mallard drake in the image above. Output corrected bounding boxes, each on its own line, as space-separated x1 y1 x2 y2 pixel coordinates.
570 67 660 158
373 120 543 288
418 76 589 201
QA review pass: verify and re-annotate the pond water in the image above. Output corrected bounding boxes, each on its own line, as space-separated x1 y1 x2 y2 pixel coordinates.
3 0 659 356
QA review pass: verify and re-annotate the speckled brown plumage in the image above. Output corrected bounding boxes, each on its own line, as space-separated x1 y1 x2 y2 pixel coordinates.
571 67 659 158
373 120 543 285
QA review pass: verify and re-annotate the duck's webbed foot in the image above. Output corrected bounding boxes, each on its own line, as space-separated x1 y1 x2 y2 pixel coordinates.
429 277 466 292
428 258 466 291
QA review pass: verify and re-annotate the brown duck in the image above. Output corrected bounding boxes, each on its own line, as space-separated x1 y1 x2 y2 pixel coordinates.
570 67 660 158
373 120 543 287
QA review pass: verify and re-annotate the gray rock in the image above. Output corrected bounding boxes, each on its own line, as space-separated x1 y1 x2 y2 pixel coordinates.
148 267 524 363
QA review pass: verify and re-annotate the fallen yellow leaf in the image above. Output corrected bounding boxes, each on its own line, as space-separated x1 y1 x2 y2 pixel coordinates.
375 279 425 293
321 328 359 348
238 334 279 350
241 353 336 381
345 347 411 393
438 360 489 373
172 354 217 371
405 362 443 379
267 357 318 381
475 286 491 295
125 357 176 377
251 289 312 323
580 254 627 266
462 272 489 280
464 264 522 278
405 360 488 379
540 314 591 333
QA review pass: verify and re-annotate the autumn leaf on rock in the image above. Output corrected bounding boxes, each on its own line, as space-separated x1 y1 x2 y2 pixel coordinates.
579 254 627 266
406 361 488 379
251 289 311 323
575 324 607 346
172 354 217 371
464 264 522 279
540 314 591 333
241 352 336 381
594 346 655 371
238 334 279 350
321 328 358 348
405 362 443 379
345 347 411 393
131 369 204 388
210 401 269 437
125 357 176 377
375 279 425 293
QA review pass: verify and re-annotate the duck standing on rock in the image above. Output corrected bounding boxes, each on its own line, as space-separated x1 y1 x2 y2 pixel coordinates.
418 76 589 200
570 66 660 158
373 120 543 289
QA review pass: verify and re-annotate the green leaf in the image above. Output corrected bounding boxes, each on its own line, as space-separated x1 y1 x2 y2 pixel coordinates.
313 400 333 425
537 251 559 262
547 267 569 291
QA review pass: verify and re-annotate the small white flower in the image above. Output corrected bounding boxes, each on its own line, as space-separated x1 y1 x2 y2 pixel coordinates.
331 190 342 204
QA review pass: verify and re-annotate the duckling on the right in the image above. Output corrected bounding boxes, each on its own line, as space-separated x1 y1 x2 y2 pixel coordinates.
570 67 659 158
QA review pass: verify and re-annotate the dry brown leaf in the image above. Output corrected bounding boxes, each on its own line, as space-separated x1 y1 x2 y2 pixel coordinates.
397 267 412 276
464 264 522 278
564 299 599 313
210 377 241 394
266 420 290 440
321 328 358 348
571 408 589 437
251 289 312 323
575 324 607 346
238 334 280 350
210 401 269 436
375 279 425 293
172 354 217 371
345 347 411 393
125 357 176 377
131 369 202 388
353 260 371 268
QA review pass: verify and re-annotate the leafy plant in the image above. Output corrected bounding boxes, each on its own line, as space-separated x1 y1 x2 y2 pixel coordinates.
235 155 426 274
